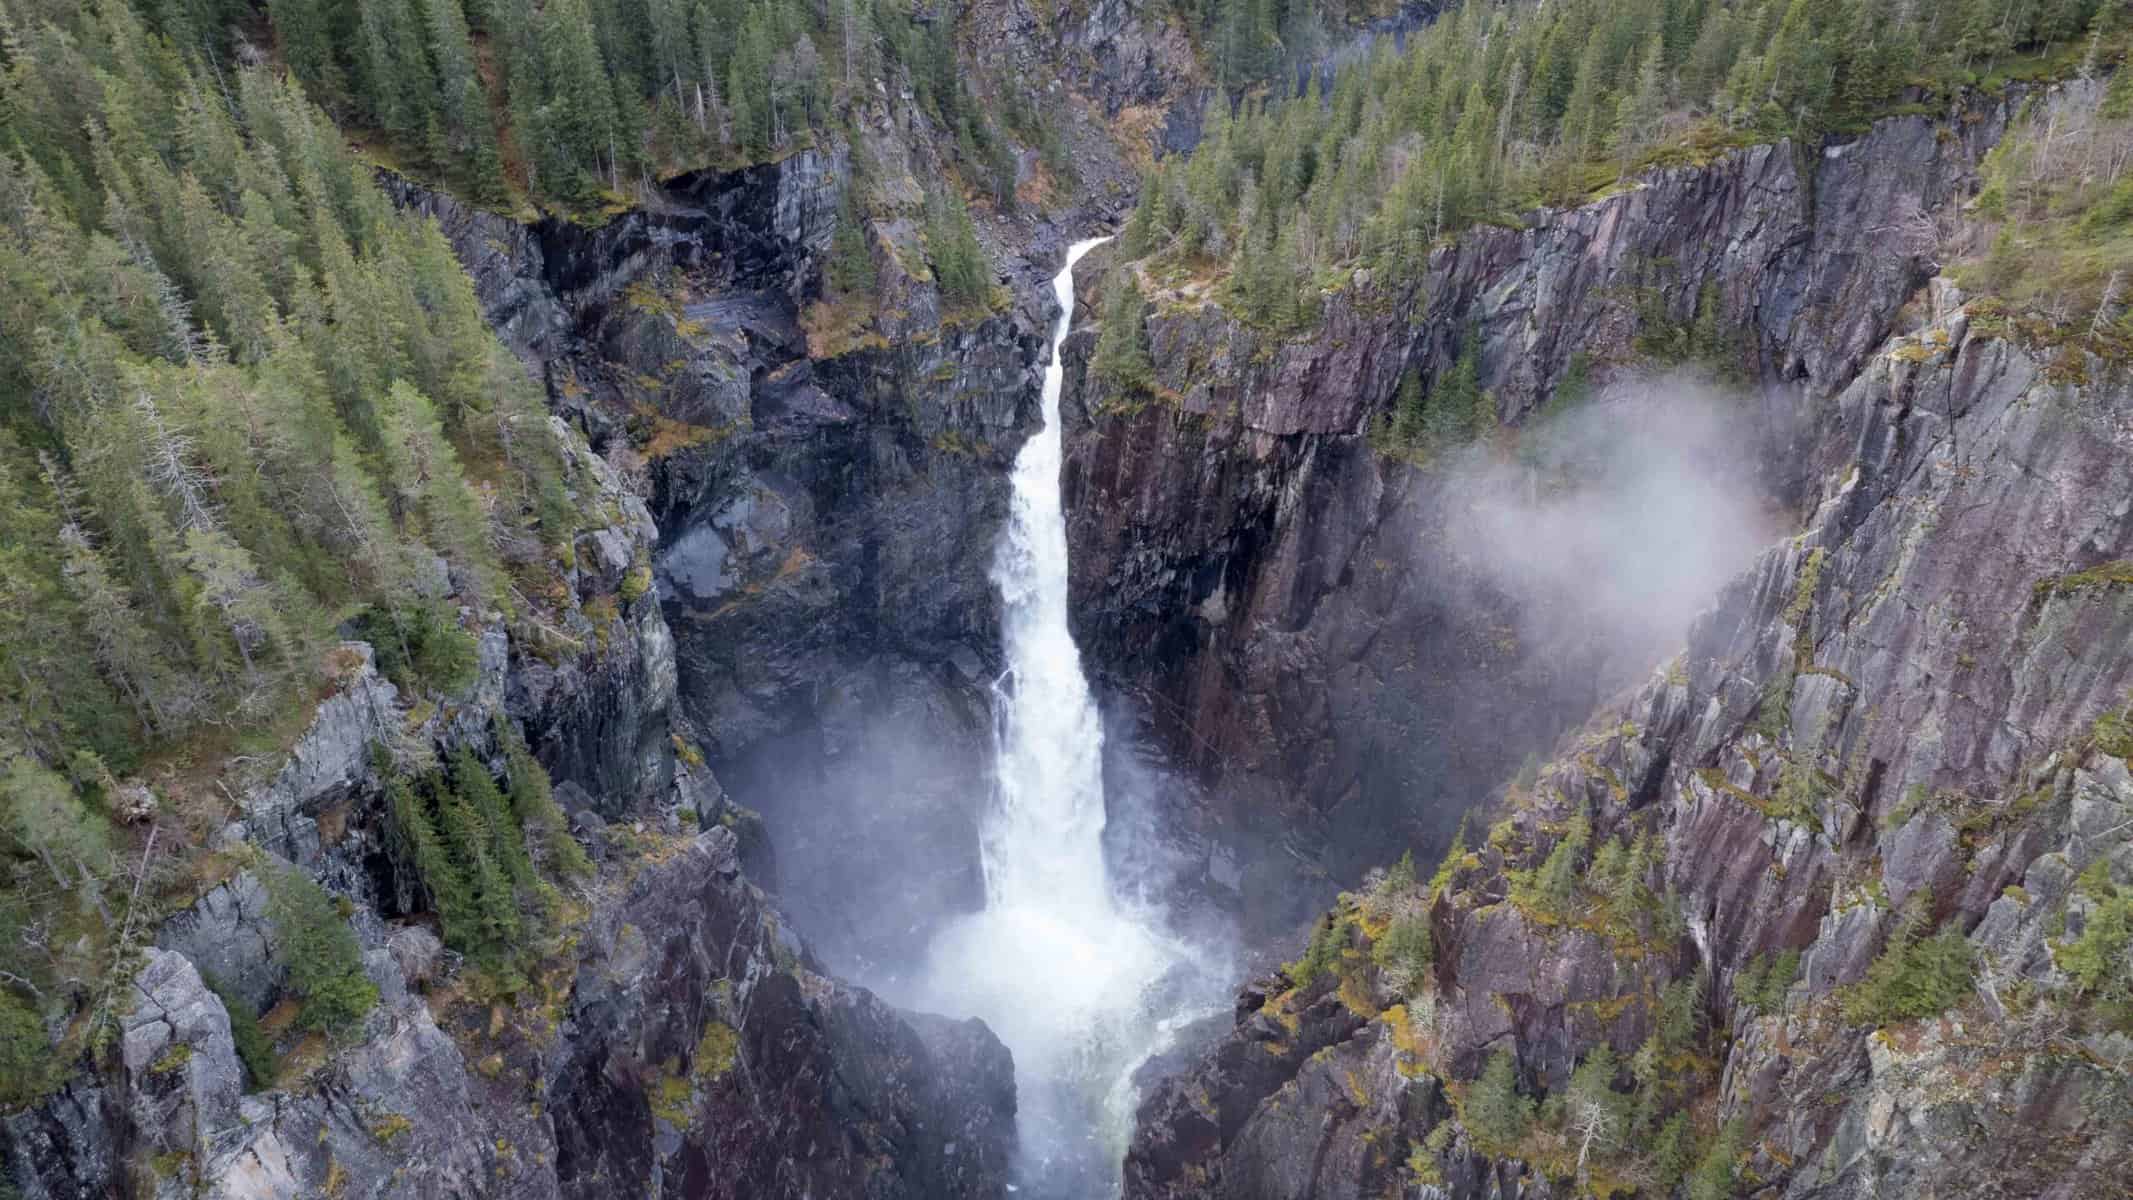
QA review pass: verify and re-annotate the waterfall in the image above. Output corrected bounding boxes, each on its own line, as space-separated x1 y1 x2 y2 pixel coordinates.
985 236 1119 929
915 238 1192 1195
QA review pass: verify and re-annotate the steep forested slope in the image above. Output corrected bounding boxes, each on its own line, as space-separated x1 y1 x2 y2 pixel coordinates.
1111 0 2126 347
0 2 581 1084
0 5 1037 1197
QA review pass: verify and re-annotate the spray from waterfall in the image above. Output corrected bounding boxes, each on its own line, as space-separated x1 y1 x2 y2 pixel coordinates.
914 239 1206 1196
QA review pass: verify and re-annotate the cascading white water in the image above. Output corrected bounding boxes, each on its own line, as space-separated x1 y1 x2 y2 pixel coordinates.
915 238 1192 1194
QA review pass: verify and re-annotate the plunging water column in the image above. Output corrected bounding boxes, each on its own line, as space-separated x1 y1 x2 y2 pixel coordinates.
916 238 1187 1194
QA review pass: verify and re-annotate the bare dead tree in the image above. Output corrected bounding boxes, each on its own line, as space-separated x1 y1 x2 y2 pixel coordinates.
1569 1094 1622 1187
2093 271 2124 339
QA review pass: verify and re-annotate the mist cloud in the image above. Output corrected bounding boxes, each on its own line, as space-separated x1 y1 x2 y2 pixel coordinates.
1440 372 1781 688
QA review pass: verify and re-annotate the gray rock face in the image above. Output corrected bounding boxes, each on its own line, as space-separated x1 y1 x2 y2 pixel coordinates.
509 421 679 819
544 828 1013 1200
1117 89 2132 1200
119 950 246 1198
244 643 399 865
1058 93 2021 932
154 872 275 1014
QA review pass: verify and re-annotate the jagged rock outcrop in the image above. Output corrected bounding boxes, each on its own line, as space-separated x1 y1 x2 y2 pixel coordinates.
542 826 1014 1199
1059 95 2021 928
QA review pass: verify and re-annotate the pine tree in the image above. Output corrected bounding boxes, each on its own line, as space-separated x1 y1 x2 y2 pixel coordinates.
1565 1044 1631 1134
181 525 297 678
55 515 168 737
541 0 623 198
268 0 350 110
927 192 990 309
385 766 474 944
1615 34 1669 161
430 769 520 956
376 381 497 599
827 183 877 298
1465 1049 1535 1149
262 861 380 1032
0 753 112 891
1528 817 1588 910
452 748 538 899
1091 274 1156 399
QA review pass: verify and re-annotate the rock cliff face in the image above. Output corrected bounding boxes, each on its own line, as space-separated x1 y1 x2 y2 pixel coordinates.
392 118 1098 975
1122 293 2133 1200
1104 84 2133 1199
1058 95 2018 929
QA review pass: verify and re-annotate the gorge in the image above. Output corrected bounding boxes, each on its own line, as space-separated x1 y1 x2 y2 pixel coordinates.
3 2 2131 1199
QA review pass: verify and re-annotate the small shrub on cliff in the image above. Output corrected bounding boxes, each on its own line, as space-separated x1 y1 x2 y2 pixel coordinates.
2091 699 2133 761
1427 819 1471 900
2058 860 2132 1005
1288 914 1353 988
2058 893 2132 1003
1361 851 1418 922
1381 338 1498 461
1840 901 1975 1027
1511 816 1589 916
262 864 378 1034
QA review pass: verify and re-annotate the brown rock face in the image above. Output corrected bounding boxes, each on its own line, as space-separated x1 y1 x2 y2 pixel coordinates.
1059 99 2018 929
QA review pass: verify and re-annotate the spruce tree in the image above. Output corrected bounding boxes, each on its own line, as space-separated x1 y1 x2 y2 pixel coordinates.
1092 274 1156 399
927 192 989 309
262 862 380 1033
827 183 877 298
1465 1049 1535 1149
